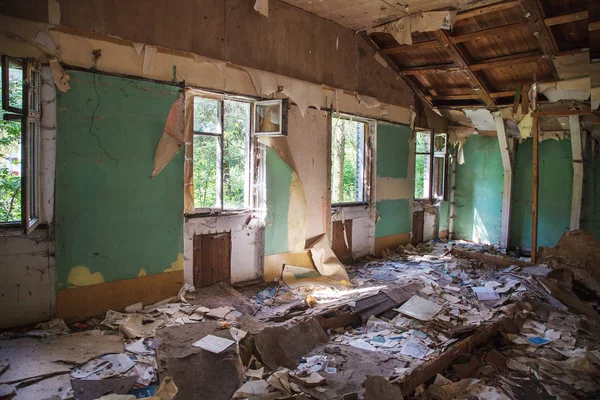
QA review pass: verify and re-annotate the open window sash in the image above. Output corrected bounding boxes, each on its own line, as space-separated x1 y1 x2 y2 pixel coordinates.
23 60 40 234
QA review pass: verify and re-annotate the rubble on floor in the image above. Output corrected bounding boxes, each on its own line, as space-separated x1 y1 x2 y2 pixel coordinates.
1 239 599 399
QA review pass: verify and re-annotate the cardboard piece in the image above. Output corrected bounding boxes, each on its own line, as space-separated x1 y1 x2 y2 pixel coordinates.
308 234 350 286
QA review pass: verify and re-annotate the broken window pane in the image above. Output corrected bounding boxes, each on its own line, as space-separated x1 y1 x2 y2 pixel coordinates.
414 154 431 199
193 97 221 134
415 131 430 153
223 100 250 209
432 155 445 199
255 101 281 134
193 135 219 209
331 117 366 204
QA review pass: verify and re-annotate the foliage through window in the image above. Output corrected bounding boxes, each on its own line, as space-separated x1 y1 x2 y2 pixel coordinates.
414 131 448 200
0 56 40 232
192 96 251 210
331 116 368 205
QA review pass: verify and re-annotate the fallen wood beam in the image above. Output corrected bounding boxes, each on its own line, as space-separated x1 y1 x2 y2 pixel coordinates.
533 110 593 116
456 1 521 21
381 40 440 55
544 11 588 26
397 311 518 396
470 53 544 71
436 30 496 107
449 22 530 44
399 63 461 75
450 247 529 266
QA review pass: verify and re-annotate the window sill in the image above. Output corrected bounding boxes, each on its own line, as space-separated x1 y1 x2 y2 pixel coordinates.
331 202 369 209
185 209 255 220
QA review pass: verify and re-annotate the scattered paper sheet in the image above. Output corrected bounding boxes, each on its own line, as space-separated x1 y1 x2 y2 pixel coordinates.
395 295 442 321
71 353 135 380
472 286 500 301
192 335 235 354
400 340 429 359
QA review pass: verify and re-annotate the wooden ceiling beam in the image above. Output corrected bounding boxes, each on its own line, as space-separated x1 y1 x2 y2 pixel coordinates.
399 64 461 75
436 30 496 107
520 0 559 56
470 52 545 71
456 1 521 21
544 11 588 27
425 91 517 101
490 90 517 98
449 21 530 44
359 32 435 108
590 21 600 32
381 40 440 55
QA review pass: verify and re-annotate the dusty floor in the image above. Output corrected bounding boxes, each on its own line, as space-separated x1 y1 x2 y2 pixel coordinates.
1 238 600 400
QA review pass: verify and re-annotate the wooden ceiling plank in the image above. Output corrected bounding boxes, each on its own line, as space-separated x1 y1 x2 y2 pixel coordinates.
590 21 600 32
490 90 517 98
544 11 588 26
436 30 496 107
470 52 544 71
399 63 461 75
450 21 530 44
456 1 521 21
360 32 434 108
381 40 440 55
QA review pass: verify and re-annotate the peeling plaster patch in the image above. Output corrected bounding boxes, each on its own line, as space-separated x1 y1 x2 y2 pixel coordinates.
151 94 185 178
376 177 412 201
538 77 590 102
48 59 70 92
288 171 307 252
373 53 388 68
254 0 269 17
130 42 145 56
591 87 600 110
138 269 147 277
142 45 157 75
463 109 495 131
48 0 61 25
34 32 56 51
67 266 105 287
164 253 184 273
518 113 533 140
357 94 380 108
448 125 474 164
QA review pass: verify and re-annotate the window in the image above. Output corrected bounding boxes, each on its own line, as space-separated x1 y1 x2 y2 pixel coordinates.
192 96 252 211
0 56 40 232
414 131 448 200
255 99 288 136
331 115 369 205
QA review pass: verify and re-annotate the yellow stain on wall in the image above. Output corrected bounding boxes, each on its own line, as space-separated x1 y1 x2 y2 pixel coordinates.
138 268 147 277
164 253 184 272
67 266 105 287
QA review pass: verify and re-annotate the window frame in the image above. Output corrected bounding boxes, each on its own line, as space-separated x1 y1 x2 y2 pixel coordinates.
330 113 373 208
414 130 449 202
0 56 40 233
190 93 256 214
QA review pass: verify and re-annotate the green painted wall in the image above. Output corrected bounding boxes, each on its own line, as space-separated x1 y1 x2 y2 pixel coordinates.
375 199 411 237
510 138 572 250
375 122 412 238
56 71 183 288
582 143 600 239
454 135 504 245
264 147 293 256
439 200 449 232
376 122 411 179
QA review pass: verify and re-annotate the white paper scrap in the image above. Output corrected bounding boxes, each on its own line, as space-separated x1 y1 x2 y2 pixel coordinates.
395 295 442 321
472 286 500 301
192 334 235 354
400 340 430 359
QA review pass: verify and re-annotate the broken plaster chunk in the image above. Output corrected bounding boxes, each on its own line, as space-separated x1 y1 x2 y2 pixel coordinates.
297 372 326 387
48 59 70 93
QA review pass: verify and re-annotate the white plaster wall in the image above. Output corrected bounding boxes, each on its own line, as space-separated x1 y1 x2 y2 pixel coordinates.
286 106 329 240
423 212 437 242
184 212 263 286
331 206 374 258
0 67 56 328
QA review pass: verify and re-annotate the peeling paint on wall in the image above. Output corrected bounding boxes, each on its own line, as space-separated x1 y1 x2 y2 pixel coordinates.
67 266 105 287
164 253 184 272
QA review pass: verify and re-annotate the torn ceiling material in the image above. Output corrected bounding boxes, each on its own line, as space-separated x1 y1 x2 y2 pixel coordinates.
366 11 456 46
